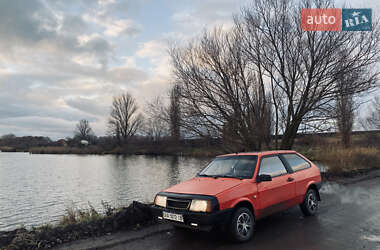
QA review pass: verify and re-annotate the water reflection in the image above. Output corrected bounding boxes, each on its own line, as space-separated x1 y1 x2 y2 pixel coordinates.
168 156 180 186
0 153 210 230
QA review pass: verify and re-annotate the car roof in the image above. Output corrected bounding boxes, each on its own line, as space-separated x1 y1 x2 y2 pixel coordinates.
217 150 297 157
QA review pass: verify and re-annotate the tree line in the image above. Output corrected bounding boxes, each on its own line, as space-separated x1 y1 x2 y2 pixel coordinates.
72 87 182 148
75 0 380 151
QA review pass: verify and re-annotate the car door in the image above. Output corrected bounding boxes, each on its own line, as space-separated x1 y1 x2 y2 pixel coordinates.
280 153 312 204
256 155 296 217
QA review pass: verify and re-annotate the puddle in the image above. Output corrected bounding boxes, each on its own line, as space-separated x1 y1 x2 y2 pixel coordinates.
361 234 380 242
320 182 372 205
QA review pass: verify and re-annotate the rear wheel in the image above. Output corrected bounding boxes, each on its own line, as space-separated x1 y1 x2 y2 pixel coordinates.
300 188 319 216
228 207 255 242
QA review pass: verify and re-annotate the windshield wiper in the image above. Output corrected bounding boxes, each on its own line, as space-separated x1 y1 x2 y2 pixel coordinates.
198 174 243 180
215 175 243 180
198 174 217 178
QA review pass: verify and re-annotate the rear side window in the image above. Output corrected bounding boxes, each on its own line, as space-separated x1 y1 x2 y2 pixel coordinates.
282 154 310 172
259 156 288 177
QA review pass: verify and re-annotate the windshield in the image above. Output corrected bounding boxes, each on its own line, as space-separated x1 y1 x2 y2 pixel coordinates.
199 155 258 179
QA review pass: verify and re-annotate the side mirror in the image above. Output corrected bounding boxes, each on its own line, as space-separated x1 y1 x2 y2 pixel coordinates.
257 174 272 182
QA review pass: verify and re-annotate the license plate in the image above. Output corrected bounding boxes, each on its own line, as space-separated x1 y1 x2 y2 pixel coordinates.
163 211 184 222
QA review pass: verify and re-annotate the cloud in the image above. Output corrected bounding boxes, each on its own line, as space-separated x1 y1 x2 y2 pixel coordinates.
0 116 76 139
0 0 146 138
171 0 245 33
82 0 142 38
107 66 149 84
136 40 167 59
65 96 109 116
0 0 249 139
60 15 88 35
104 19 141 37
0 0 55 49
136 40 170 75
83 13 141 38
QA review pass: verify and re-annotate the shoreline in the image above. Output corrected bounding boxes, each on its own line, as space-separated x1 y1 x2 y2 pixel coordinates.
0 202 155 250
3 146 379 176
2 146 380 182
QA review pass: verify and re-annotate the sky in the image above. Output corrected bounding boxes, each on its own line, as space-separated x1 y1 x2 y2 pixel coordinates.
0 0 379 139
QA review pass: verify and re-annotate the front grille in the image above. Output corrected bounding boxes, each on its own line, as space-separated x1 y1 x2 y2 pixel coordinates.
166 197 191 210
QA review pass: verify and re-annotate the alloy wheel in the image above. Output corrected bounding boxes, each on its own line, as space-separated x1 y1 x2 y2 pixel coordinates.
236 212 252 237
307 192 318 212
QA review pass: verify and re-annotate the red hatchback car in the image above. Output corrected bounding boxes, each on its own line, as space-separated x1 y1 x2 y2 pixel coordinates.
152 150 322 242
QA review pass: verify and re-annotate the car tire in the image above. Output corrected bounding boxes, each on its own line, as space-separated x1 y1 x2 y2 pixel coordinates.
300 188 319 216
228 207 255 242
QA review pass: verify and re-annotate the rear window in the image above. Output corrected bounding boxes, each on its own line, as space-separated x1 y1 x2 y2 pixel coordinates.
282 154 310 172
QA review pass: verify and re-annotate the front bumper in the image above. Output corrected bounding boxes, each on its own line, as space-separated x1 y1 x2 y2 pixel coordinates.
151 205 233 231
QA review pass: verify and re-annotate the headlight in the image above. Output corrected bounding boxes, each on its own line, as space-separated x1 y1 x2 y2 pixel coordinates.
189 199 212 212
154 195 167 207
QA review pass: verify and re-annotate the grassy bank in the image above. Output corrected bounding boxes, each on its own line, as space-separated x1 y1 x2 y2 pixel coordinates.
19 132 380 177
0 146 26 153
299 146 380 177
29 144 380 176
0 201 155 250
29 146 105 155
29 144 224 157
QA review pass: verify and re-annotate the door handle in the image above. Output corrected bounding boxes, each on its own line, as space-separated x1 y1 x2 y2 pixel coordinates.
287 177 294 182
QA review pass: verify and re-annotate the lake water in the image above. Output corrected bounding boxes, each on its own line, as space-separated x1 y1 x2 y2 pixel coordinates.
0 152 210 231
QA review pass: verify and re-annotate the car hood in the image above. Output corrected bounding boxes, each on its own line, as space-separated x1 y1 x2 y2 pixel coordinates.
163 177 243 196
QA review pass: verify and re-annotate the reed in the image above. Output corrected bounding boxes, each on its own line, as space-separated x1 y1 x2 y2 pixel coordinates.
308 146 380 175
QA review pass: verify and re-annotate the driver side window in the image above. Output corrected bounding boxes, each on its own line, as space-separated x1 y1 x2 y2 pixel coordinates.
259 156 288 178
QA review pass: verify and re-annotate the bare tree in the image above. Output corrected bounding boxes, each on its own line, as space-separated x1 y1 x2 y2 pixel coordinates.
333 68 365 147
335 97 355 147
364 96 380 129
237 0 380 149
143 97 168 143
74 119 94 141
108 92 143 144
169 84 181 142
170 28 272 151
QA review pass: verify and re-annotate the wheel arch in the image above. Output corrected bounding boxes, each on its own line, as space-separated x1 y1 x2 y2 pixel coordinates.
307 182 321 201
231 199 255 217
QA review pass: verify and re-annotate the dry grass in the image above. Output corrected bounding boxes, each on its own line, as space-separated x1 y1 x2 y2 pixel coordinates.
1 201 154 250
311 146 380 174
58 202 116 226
29 146 104 155
0 146 16 152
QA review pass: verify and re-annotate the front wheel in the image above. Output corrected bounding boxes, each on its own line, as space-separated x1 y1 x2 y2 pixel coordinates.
228 207 255 242
300 188 319 216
